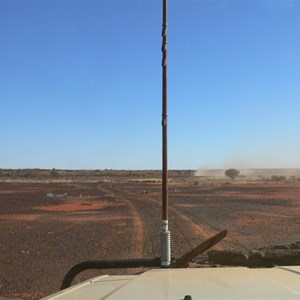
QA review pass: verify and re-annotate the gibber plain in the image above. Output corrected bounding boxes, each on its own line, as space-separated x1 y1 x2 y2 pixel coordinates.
0 168 299 300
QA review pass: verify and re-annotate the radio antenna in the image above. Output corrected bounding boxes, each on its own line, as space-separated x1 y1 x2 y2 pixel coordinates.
160 0 171 267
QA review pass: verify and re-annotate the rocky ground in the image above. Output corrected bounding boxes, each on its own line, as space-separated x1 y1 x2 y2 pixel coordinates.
0 173 299 299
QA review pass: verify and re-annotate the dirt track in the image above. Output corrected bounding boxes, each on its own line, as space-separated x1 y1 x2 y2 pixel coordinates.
0 179 299 299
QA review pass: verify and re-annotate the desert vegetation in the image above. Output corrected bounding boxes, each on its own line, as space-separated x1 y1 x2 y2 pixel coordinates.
225 168 240 180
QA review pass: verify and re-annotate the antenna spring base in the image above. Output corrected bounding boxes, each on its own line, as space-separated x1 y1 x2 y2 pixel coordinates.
160 221 171 267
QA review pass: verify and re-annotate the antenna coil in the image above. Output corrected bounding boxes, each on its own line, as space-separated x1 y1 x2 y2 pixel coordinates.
160 220 171 267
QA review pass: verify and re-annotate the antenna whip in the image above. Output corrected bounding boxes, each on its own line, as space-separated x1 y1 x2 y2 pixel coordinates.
160 0 171 267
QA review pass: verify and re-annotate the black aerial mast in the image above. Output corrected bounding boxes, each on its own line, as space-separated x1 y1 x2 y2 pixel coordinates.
160 0 171 267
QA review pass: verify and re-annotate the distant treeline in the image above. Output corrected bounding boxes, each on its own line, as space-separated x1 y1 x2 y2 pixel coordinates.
0 168 194 180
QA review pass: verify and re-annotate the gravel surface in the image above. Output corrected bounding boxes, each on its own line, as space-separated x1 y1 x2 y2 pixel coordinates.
0 179 299 299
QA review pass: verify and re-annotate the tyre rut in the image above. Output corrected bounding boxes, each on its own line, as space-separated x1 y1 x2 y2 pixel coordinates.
98 184 231 257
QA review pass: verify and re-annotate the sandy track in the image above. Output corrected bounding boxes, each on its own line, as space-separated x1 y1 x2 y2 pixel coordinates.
97 185 144 258
99 184 229 257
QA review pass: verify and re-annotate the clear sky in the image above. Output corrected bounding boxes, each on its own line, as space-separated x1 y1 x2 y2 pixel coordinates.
1 0 300 170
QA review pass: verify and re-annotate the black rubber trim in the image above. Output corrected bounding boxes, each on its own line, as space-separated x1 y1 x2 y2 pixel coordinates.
61 257 161 290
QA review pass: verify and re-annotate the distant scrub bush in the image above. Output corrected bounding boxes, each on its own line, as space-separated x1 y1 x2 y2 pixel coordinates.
270 175 286 182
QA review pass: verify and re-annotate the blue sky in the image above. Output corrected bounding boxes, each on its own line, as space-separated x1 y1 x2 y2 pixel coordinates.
1 0 300 170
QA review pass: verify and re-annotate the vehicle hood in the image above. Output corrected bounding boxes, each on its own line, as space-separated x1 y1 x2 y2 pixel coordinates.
43 266 300 299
